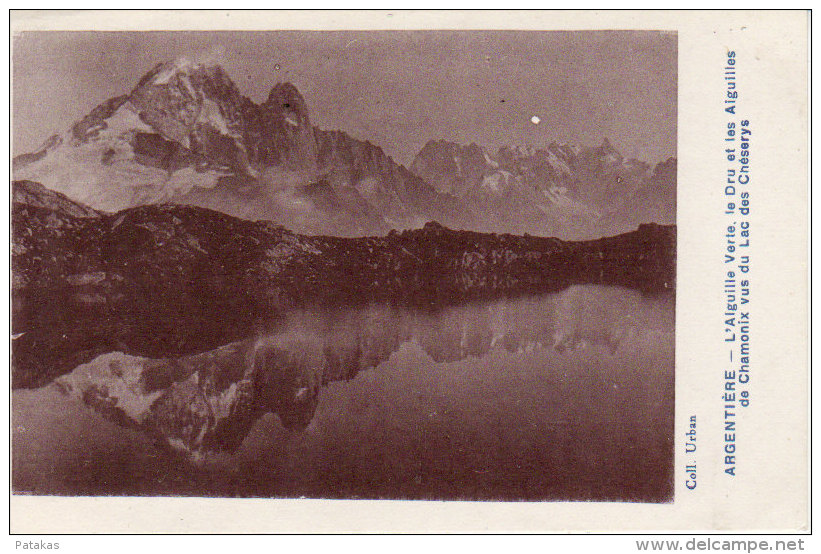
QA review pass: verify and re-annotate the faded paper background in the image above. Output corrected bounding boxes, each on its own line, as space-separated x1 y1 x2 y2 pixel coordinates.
7 9 808 532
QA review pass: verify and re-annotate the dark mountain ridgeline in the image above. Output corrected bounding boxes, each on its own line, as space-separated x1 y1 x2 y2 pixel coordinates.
12 180 675 388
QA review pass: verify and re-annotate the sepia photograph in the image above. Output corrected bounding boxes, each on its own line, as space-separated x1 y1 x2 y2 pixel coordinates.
11 28 679 504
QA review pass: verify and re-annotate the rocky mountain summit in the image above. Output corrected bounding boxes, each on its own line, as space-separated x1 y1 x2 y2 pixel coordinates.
12 179 675 388
410 138 676 239
13 59 462 237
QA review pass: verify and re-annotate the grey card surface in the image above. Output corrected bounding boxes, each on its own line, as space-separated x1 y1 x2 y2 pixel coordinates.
8 9 808 533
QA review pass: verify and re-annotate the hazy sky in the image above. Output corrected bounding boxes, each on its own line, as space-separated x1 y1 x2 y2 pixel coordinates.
13 30 676 166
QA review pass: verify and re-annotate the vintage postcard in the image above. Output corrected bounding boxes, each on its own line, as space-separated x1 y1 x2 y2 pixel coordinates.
7 10 809 534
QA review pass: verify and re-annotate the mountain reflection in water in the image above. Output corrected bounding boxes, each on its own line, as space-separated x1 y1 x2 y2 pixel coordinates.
13 285 674 502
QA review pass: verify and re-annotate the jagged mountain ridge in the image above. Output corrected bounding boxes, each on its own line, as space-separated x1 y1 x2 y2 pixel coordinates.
14 58 673 240
12 179 675 388
13 59 465 237
410 138 676 239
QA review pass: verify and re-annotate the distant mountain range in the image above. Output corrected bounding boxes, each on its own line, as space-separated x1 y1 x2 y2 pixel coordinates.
411 139 676 239
13 58 675 240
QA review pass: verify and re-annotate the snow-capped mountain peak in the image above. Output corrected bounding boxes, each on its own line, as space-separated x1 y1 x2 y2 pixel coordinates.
12 61 463 237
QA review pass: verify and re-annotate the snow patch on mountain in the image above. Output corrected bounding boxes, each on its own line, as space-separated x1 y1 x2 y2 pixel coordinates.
482 150 499 169
80 101 153 144
547 150 572 176
56 352 165 423
15 98 228 211
151 57 215 86
479 171 517 194
199 97 232 135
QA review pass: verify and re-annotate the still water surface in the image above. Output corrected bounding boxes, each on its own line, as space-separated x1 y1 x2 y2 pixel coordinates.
13 285 674 502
